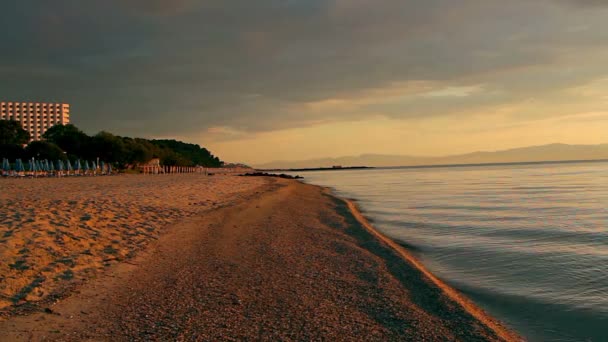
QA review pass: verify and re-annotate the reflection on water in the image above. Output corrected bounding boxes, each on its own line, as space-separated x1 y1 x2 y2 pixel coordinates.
294 162 608 342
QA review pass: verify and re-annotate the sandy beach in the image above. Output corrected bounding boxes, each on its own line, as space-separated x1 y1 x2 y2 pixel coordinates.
0 175 519 341
0 175 267 311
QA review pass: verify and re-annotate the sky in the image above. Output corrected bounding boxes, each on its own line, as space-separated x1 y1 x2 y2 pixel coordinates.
1 0 607 165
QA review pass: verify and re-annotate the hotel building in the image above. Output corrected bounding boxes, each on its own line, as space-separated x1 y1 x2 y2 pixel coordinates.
0 101 70 141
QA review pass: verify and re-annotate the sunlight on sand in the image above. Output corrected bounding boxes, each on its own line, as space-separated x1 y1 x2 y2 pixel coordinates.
0 175 266 310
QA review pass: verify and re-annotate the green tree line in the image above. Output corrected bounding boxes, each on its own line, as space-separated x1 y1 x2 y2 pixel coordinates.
0 121 223 168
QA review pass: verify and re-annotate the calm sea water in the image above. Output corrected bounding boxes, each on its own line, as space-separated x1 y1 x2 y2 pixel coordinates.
291 162 608 341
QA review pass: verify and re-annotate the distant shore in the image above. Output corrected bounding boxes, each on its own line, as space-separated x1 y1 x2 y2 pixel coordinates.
259 166 374 172
260 157 608 172
0 175 518 341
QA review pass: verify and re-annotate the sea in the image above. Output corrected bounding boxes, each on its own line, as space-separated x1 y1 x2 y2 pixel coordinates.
290 161 608 342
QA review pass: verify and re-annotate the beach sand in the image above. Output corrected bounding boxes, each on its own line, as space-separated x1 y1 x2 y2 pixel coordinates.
0 176 519 341
0 175 267 311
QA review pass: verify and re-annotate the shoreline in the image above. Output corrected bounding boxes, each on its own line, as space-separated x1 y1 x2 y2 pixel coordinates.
1 177 520 340
331 192 520 341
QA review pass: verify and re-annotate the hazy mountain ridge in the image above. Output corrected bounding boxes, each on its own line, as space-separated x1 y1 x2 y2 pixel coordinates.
255 143 608 169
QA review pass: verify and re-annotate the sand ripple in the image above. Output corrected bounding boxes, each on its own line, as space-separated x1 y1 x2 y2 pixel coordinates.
0 175 266 310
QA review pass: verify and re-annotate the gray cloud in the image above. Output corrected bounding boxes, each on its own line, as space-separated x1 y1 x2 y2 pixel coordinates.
1 0 607 138
560 0 608 7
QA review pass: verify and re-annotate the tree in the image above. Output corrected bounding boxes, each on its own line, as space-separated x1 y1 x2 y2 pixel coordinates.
150 139 223 167
159 150 189 166
42 124 90 157
0 144 25 160
0 120 30 145
122 138 153 165
25 141 67 160
21 122 223 168
89 131 126 164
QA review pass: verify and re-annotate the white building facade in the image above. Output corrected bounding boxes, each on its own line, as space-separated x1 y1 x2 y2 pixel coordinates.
0 101 70 141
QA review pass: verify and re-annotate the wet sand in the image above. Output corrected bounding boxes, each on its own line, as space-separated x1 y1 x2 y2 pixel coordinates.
0 176 519 341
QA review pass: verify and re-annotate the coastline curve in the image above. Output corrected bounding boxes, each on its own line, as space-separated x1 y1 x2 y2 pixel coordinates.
326 188 523 341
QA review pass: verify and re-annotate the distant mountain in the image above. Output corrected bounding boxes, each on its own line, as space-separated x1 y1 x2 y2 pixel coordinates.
254 143 608 169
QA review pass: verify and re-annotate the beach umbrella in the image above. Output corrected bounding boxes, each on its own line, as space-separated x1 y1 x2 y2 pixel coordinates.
34 160 41 172
1 158 8 176
84 160 90 172
49 161 55 172
16 159 24 172
56 160 64 177
66 160 73 172
75 159 81 171
31 160 35 175
28 159 34 172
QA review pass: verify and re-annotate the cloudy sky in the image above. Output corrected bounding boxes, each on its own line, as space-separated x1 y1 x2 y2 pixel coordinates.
1 0 607 164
